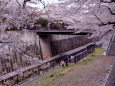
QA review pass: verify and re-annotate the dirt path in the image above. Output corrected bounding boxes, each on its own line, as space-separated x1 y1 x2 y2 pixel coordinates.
21 48 115 86
52 56 114 86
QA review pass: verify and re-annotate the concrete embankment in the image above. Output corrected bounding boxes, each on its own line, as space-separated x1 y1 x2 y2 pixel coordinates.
105 61 115 86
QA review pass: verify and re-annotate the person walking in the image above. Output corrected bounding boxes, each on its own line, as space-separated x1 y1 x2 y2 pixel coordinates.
65 55 69 67
60 60 65 67
70 55 74 63
74 56 77 64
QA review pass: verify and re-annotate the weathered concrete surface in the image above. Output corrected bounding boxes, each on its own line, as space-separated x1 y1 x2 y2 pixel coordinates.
51 34 76 41
36 30 75 35
105 61 115 86
39 35 52 58
38 34 80 58
0 30 40 47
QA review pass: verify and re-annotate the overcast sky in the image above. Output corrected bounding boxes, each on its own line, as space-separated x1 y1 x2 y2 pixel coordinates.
27 0 68 9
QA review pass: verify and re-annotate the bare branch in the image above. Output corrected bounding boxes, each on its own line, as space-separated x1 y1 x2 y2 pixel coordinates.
3 0 12 8
100 0 115 3
91 11 115 26
92 12 104 25
15 0 21 6
39 0 51 22
39 0 45 9
104 6 115 15
23 0 31 9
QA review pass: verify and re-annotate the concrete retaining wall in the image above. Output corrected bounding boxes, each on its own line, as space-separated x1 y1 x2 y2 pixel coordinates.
50 35 92 56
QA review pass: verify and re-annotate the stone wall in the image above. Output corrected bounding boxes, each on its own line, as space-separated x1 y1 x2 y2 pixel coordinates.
0 30 41 76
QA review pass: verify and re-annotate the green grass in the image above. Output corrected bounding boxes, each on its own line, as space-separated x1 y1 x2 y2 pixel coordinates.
104 68 110 73
79 47 105 66
21 47 105 86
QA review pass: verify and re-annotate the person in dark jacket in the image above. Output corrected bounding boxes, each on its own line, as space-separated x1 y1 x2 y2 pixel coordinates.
64 55 69 67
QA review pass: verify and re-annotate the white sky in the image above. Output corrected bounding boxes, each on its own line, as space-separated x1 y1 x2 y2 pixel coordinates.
27 0 68 9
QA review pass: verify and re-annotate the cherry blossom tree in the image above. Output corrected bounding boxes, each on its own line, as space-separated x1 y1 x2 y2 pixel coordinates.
38 0 115 45
0 0 40 31
0 0 115 75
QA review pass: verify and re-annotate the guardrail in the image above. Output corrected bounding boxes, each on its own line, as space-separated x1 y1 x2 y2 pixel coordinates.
106 31 115 55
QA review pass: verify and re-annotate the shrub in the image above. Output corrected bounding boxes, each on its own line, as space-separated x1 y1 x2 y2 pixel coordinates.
5 27 21 31
35 18 48 27
36 51 39 56
4 59 8 62
6 53 11 56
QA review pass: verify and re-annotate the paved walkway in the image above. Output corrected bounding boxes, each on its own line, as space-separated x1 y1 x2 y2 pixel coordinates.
105 61 115 86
